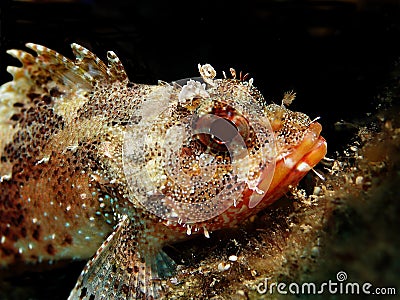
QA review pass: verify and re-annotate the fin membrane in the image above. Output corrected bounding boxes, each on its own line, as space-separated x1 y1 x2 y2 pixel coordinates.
68 215 174 300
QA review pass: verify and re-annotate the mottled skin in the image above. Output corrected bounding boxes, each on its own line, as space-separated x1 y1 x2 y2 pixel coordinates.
0 44 326 299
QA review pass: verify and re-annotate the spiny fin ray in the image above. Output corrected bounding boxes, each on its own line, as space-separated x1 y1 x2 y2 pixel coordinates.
107 51 128 82
68 216 169 300
71 43 109 82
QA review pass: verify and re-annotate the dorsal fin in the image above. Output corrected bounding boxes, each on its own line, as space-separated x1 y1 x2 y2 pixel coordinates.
0 43 129 157
70 43 109 83
106 50 128 82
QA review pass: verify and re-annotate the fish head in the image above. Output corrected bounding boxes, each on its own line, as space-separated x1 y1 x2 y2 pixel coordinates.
122 64 327 231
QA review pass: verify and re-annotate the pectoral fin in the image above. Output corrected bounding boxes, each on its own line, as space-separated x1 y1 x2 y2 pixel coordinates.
68 215 173 300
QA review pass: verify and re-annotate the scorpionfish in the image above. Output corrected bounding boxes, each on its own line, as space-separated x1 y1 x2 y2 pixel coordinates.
0 43 327 299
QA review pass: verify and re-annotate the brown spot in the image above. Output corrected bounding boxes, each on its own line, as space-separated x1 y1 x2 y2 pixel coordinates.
62 234 73 245
50 87 62 97
11 233 19 242
113 279 120 290
13 102 24 107
10 114 20 121
46 243 56 255
27 92 41 100
42 95 52 104
32 227 40 240
121 284 129 296
80 287 87 298
20 227 27 238
133 265 139 273
1 246 15 256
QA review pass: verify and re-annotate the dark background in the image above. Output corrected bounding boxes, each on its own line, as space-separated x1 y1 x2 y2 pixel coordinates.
1 0 400 154
0 0 399 299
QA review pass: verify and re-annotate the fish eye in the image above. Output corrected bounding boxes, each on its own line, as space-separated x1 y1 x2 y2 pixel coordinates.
193 102 252 152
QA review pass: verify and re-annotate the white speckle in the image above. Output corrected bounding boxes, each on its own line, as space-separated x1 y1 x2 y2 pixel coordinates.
313 186 321 195
0 174 12 182
44 212 48 217
1 236 5 244
85 236 91 240
203 226 210 238
18 247 23 254
217 262 224 271
89 217 95 221
355 176 363 185
65 222 70 228
186 225 192 236
297 162 311 172
54 216 58 220
35 45 44 51
51 233 56 240
32 218 38 224
311 168 325 181
82 203 87 208
198 63 216 84
80 193 87 199
178 79 209 103
66 205 71 211
218 262 231 272
169 210 178 218
284 157 296 168
36 156 49 165
28 243 33 250
228 255 238 262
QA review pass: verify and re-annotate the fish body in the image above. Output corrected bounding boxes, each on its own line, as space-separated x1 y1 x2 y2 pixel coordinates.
0 44 327 299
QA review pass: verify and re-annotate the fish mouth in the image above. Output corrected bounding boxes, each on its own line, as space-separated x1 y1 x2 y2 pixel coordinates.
249 122 327 209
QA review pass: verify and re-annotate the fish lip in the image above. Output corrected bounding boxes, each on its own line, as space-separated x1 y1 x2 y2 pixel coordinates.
248 122 327 209
297 122 327 167
281 121 327 174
